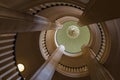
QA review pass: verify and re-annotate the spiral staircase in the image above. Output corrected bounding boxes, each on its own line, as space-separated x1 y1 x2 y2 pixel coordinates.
0 0 120 80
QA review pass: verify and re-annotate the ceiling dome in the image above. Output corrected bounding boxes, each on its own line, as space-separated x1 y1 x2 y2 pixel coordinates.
55 20 90 55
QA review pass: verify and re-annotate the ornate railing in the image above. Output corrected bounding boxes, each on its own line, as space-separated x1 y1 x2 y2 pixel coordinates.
95 23 106 61
95 23 110 63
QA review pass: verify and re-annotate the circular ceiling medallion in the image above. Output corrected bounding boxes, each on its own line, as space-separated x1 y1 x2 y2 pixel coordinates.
67 25 80 39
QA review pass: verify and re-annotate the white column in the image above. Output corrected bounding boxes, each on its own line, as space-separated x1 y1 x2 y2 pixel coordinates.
50 21 63 30
0 6 55 33
81 45 114 80
30 45 65 80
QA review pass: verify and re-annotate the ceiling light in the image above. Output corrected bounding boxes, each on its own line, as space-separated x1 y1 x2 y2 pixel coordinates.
17 63 25 72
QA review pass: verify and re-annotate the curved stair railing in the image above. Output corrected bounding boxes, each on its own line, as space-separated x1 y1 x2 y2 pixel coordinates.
0 33 23 80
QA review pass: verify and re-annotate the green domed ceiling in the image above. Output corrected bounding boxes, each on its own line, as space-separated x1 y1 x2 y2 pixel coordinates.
55 21 90 53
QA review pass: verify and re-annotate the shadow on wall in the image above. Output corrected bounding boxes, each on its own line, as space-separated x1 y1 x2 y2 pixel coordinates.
15 31 45 79
104 18 120 80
